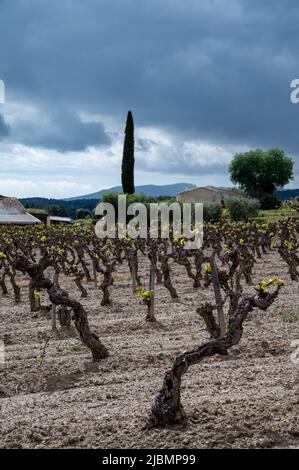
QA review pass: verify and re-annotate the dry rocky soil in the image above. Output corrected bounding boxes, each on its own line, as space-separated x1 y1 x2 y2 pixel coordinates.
0 252 298 448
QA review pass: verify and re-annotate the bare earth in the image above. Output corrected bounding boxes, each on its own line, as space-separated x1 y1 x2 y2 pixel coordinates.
0 252 298 449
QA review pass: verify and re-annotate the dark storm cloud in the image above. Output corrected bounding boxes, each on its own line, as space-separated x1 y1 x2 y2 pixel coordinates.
0 0 299 166
10 109 110 152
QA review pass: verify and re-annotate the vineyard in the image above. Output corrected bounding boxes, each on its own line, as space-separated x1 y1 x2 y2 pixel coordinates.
0 220 298 448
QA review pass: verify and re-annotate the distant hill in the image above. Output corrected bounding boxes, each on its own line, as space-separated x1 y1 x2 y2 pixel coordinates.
20 197 99 219
275 189 299 200
67 184 299 201
65 183 195 201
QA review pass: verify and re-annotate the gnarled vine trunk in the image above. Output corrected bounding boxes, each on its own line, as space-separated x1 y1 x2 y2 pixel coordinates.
13 256 108 362
149 287 281 427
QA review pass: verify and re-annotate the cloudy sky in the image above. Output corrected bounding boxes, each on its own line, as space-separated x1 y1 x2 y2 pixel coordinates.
0 0 299 198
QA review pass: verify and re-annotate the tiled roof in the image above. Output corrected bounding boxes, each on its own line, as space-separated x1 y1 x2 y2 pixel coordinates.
177 186 235 195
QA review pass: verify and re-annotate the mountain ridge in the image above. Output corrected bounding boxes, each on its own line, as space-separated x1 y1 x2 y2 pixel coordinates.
64 183 195 200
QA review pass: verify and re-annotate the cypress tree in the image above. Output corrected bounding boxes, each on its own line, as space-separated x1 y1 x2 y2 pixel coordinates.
121 111 135 194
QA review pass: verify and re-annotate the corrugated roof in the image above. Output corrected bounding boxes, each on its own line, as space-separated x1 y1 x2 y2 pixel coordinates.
50 216 72 223
0 196 41 224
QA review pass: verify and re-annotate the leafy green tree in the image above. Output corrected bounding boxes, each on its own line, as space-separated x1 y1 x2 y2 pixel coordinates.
203 202 222 223
50 205 68 217
259 193 281 210
226 197 260 221
121 111 135 194
229 148 293 198
76 208 92 219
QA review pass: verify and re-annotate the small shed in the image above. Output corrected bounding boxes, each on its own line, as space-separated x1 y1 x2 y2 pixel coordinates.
26 208 49 224
0 196 42 225
49 216 72 225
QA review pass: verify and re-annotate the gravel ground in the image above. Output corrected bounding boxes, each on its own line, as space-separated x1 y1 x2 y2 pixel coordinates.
0 251 298 449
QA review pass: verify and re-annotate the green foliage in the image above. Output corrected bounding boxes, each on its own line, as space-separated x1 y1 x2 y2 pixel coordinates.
202 262 212 273
289 196 299 213
136 286 153 301
260 193 281 210
101 191 120 209
50 204 68 217
101 191 172 206
229 148 293 197
121 110 135 194
33 290 40 301
76 208 92 219
227 197 260 221
22 197 99 219
66 342 88 352
100 192 177 222
252 200 299 223
203 202 222 223
26 207 49 215
72 218 94 229
280 308 298 323
255 277 285 294
127 193 174 204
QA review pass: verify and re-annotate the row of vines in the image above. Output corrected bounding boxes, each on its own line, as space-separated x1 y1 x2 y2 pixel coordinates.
0 218 298 425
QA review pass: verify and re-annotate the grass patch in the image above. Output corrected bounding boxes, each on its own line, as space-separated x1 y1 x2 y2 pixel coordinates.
72 218 94 229
252 208 299 223
280 308 299 323
66 342 88 352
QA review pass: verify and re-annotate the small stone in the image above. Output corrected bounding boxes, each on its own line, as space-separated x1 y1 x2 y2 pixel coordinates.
64 436 80 446
259 438 274 448
182 438 190 446
29 432 43 443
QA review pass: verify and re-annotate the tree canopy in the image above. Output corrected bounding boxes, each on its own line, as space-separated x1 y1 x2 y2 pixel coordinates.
229 148 293 198
76 208 92 219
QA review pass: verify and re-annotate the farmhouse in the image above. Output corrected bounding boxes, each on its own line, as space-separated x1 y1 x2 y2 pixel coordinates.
177 185 239 204
0 196 41 225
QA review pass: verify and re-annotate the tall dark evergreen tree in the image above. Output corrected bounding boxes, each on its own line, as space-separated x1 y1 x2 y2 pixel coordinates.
121 111 135 194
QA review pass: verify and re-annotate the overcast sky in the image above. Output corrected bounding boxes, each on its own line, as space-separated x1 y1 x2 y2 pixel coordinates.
0 0 299 198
